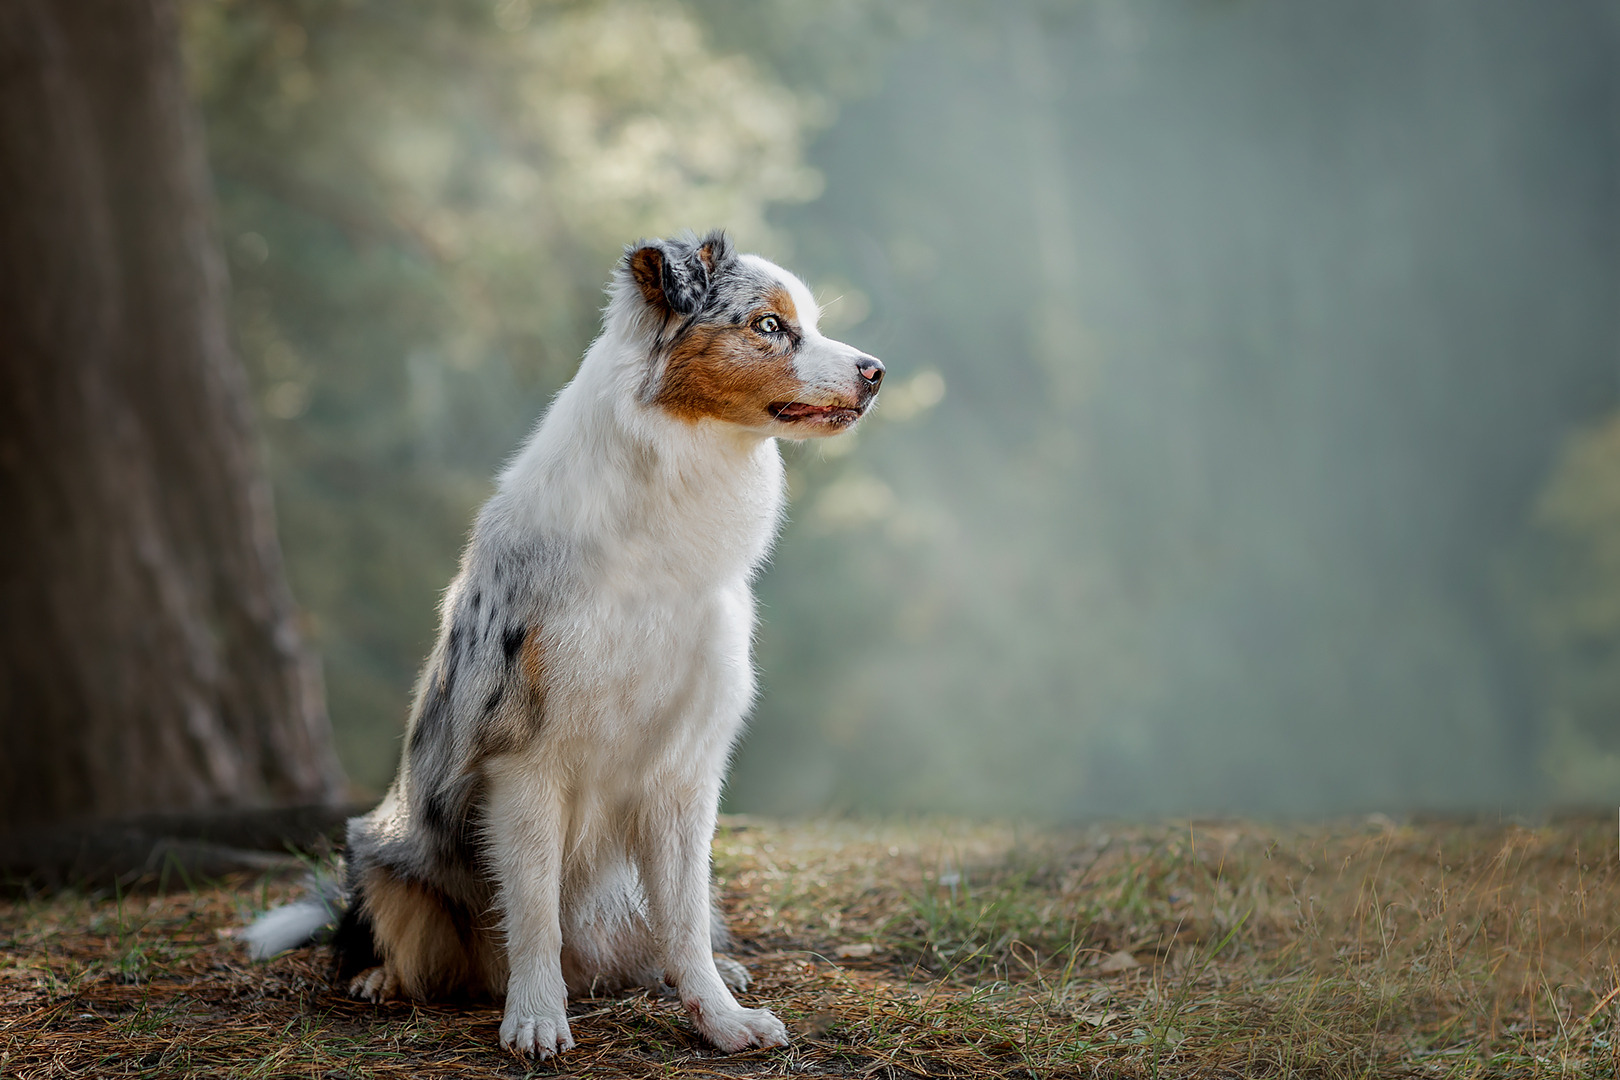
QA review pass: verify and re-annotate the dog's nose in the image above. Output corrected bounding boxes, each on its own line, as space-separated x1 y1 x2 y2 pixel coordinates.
856 356 885 388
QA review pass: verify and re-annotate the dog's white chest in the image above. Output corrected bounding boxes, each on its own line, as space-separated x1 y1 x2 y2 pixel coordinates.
532 454 779 788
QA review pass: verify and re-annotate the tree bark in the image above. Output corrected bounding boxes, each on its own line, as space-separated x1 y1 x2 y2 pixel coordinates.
0 0 345 830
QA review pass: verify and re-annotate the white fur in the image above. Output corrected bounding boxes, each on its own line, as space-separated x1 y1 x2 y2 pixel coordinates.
242 897 335 960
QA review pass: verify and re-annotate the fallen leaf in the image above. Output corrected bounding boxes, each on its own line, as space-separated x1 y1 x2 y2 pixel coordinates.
835 942 876 958
1098 950 1140 974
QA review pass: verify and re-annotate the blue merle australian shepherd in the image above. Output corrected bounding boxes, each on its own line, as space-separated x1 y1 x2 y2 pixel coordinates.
244 231 884 1057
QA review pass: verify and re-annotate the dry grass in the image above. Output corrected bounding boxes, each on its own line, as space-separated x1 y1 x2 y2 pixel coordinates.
3 814 1619 1078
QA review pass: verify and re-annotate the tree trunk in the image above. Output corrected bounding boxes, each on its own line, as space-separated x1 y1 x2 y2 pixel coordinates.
0 0 346 830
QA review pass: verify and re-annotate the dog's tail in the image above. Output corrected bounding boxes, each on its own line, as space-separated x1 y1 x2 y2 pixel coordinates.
242 867 346 961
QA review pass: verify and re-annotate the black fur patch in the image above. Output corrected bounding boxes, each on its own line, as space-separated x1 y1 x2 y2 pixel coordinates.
422 786 455 835
330 902 380 984
422 774 484 867
408 677 449 752
482 684 504 716
502 625 526 663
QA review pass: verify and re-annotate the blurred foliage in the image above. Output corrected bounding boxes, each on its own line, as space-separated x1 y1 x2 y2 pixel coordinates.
1509 413 1620 801
181 0 858 791
180 0 1620 814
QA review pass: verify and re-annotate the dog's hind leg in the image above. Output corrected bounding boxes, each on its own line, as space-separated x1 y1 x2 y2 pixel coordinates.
712 953 750 993
560 900 750 996
349 963 402 1002
350 863 489 1001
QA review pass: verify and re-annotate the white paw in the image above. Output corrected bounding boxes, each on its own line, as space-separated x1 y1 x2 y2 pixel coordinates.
688 1001 789 1053
500 1004 575 1058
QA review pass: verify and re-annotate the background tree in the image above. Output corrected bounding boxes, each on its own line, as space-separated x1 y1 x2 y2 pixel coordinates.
0 0 344 831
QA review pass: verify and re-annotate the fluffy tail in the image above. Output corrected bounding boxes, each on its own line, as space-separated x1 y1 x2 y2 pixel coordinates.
242 868 346 961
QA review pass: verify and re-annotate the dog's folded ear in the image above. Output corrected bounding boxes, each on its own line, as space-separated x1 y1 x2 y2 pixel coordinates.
626 230 733 319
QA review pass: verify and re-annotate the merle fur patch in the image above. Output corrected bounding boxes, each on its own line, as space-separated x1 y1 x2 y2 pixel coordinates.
626 230 742 320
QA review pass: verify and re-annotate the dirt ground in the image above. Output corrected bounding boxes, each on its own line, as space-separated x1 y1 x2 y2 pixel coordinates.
3 815 1618 1078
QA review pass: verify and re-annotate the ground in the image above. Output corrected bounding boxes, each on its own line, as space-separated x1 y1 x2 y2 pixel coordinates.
2 815 1618 1078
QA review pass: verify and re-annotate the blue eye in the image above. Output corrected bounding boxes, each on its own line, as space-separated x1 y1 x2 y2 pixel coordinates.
756 315 781 334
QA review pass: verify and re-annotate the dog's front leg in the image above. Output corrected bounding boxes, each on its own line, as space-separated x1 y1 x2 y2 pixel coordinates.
487 766 574 1058
636 789 788 1053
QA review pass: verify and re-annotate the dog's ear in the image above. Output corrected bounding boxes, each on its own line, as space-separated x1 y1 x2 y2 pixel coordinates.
690 229 733 277
626 231 733 318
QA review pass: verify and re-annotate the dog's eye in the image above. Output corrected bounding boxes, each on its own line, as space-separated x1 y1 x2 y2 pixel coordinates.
755 315 781 335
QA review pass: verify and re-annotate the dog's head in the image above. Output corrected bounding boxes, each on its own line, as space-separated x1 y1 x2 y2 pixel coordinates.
617 230 883 438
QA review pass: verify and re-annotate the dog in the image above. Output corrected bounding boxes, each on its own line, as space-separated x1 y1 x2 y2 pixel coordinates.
243 230 883 1058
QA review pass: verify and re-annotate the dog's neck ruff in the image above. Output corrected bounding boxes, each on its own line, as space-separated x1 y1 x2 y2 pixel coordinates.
493 320 787 590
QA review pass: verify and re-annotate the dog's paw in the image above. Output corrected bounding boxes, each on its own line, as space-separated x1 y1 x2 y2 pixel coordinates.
713 953 751 993
347 965 399 1002
687 1000 789 1053
500 1004 575 1058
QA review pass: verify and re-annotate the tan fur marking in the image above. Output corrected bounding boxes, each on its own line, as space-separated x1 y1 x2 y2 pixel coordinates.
521 623 547 699
361 866 505 999
696 238 724 273
653 305 804 425
476 621 547 757
763 285 796 325
628 247 667 311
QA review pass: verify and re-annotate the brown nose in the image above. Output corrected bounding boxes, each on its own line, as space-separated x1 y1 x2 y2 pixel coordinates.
857 356 885 387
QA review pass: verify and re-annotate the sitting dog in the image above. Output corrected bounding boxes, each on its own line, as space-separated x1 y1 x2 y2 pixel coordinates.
244 230 883 1057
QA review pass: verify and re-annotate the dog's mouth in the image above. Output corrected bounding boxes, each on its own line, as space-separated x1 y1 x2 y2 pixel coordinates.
768 401 864 427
